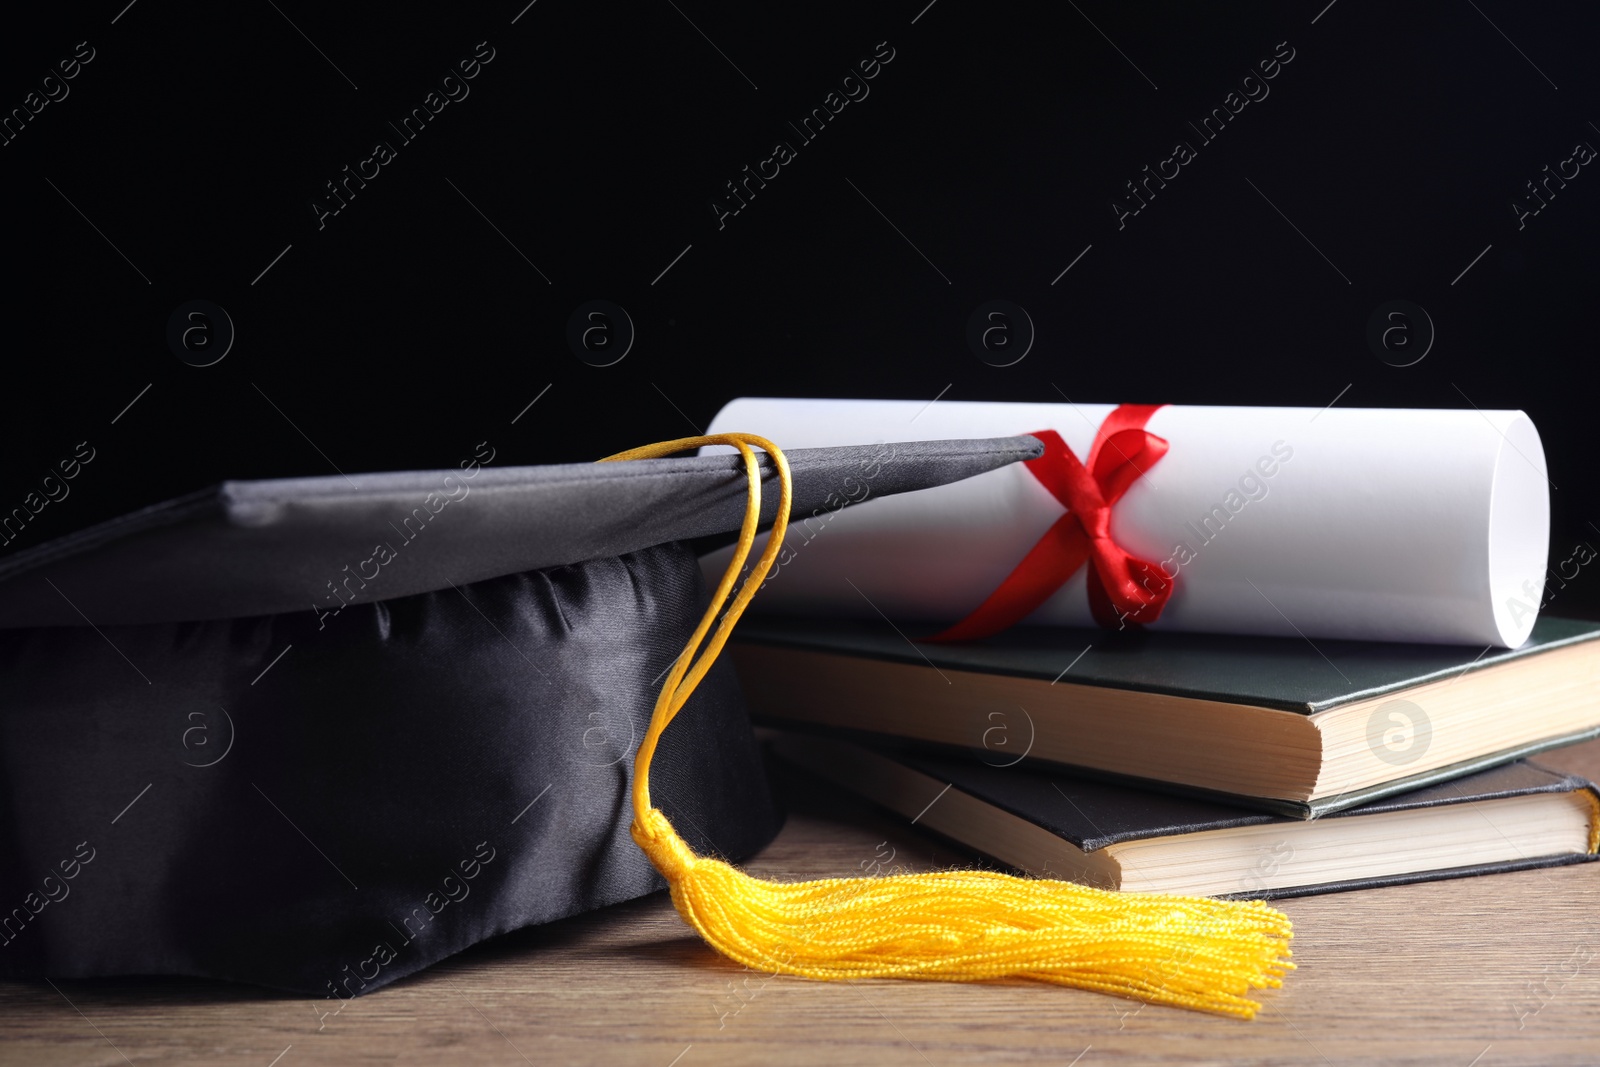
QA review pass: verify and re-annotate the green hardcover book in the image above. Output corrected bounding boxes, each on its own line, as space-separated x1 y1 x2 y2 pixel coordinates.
732 615 1600 817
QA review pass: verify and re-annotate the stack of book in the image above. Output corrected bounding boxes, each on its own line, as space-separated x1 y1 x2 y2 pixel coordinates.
699 397 1599 896
736 615 1600 897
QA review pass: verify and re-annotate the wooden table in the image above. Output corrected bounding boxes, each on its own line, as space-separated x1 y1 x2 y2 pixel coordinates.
5 740 1599 1066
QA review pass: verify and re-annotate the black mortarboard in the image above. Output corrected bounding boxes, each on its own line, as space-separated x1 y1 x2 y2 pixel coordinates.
0 434 1041 999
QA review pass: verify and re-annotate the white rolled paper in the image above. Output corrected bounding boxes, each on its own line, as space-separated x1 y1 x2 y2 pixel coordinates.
703 399 1551 647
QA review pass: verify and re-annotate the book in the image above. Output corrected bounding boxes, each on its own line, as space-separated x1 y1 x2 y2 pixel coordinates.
771 732 1600 898
732 614 1600 816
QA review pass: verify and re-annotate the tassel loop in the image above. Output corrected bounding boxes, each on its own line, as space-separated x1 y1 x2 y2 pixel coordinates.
631 807 699 882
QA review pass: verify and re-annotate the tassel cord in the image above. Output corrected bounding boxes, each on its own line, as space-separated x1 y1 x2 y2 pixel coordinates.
599 434 1293 1020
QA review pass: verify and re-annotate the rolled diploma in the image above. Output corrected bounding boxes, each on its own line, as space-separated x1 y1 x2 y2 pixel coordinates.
703 399 1550 647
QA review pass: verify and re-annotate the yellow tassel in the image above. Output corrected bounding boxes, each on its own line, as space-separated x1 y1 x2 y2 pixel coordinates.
601 433 1294 1019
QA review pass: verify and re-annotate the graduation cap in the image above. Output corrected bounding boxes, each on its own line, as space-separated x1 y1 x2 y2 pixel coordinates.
0 431 1293 1019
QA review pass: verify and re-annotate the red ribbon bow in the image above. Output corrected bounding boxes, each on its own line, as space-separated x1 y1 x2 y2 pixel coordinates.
929 404 1174 642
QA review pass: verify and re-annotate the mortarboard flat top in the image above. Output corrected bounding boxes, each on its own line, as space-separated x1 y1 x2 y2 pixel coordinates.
0 435 1040 997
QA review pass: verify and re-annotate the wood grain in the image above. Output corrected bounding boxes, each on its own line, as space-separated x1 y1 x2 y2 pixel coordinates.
3 739 1599 1067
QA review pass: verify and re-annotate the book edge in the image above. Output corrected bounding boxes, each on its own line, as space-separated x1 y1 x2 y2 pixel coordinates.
733 616 1600 716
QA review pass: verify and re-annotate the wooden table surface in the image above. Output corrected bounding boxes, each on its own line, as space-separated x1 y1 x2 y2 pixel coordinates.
4 739 1599 1067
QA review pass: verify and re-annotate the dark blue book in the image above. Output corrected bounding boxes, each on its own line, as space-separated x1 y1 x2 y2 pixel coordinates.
773 732 1600 898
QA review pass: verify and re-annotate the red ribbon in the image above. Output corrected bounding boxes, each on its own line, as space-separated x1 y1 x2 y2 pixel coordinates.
928 404 1174 642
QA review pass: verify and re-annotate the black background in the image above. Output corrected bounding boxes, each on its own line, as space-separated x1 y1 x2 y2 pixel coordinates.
3 1 1597 609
